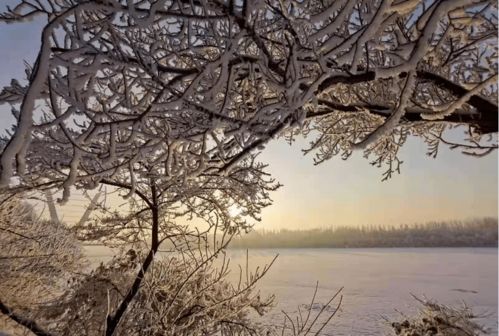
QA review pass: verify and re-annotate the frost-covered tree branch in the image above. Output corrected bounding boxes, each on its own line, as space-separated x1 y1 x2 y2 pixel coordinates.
0 0 496 191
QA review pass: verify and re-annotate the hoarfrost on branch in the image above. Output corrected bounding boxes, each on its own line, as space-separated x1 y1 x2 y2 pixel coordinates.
0 0 496 190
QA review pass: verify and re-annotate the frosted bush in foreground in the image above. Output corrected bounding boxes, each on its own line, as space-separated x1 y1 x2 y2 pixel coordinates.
390 296 488 336
1 216 342 336
40 247 275 336
0 193 85 310
0 193 85 336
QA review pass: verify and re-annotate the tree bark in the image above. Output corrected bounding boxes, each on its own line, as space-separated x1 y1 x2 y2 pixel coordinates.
105 185 159 336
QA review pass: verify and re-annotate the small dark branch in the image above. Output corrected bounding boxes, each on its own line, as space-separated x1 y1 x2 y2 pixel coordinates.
430 132 497 157
0 227 41 243
100 179 153 208
0 254 58 259
150 183 159 248
220 319 257 335
315 71 377 92
314 100 388 114
0 299 54 336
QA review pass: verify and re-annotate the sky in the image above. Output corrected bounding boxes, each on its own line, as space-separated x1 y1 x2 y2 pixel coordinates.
0 10 497 230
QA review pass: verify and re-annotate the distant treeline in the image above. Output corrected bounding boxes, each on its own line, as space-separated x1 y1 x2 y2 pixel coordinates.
230 218 498 248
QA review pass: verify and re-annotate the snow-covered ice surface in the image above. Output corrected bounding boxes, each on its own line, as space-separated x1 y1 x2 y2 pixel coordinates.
86 247 498 335
224 248 498 336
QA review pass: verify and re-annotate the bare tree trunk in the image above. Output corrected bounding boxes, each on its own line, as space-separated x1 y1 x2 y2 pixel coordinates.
77 191 101 227
44 190 59 224
105 185 159 336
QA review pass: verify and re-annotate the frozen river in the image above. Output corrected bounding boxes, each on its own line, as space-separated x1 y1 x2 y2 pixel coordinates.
86 247 498 335
225 248 498 335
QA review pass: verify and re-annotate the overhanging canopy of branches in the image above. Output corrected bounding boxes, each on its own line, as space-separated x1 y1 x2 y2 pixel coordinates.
0 0 497 192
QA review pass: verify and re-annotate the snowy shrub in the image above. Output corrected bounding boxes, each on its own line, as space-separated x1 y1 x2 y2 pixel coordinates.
390 297 488 336
0 193 85 309
40 245 276 336
0 192 85 336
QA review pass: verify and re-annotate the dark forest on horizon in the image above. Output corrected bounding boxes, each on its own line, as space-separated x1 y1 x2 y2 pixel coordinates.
229 218 498 249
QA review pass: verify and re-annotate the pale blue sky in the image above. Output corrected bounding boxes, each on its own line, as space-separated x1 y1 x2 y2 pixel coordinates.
0 10 497 229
